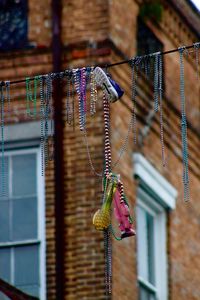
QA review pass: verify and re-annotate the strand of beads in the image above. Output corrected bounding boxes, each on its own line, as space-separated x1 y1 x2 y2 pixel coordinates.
158 54 166 167
80 67 87 130
0 83 5 197
103 92 112 295
66 71 72 126
179 47 189 201
48 74 54 161
131 58 139 145
71 74 75 131
194 42 199 79
154 52 160 112
90 67 98 116
40 76 45 176
44 74 52 166
103 93 112 176
5 81 11 119
25 77 38 118
73 69 84 131
118 180 125 203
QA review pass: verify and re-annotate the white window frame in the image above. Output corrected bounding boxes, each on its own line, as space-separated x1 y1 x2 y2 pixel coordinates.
133 153 177 300
0 146 46 299
137 188 167 300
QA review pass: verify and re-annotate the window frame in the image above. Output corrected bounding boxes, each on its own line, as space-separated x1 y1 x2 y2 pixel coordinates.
0 0 28 51
134 153 178 300
137 187 167 300
0 147 46 299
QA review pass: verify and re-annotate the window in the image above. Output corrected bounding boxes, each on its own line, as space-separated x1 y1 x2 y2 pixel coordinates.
134 153 177 300
137 18 163 56
0 148 46 299
137 18 164 85
137 188 166 300
0 0 28 51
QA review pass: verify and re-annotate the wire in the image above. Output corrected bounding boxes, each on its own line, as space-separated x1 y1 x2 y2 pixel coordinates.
1 42 200 86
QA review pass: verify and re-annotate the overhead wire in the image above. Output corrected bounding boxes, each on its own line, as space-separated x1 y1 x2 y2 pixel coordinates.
0 42 199 86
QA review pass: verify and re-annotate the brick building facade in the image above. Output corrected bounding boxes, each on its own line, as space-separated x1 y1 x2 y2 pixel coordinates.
0 0 199 300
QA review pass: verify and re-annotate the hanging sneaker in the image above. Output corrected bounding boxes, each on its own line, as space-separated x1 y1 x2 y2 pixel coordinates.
93 67 124 102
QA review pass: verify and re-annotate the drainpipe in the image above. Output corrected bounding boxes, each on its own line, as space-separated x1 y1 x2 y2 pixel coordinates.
51 1 65 299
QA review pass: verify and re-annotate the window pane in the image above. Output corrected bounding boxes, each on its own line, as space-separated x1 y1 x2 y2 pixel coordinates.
137 206 148 280
0 201 10 242
139 285 156 300
0 292 10 300
139 286 148 300
0 157 9 199
12 154 37 197
137 18 163 55
14 244 39 287
137 206 156 285
0 248 11 282
16 285 39 298
147 213 155 284
12 197 37 241
0 0 28 51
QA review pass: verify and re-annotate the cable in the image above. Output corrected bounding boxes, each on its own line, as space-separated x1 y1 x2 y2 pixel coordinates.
0 42 199 86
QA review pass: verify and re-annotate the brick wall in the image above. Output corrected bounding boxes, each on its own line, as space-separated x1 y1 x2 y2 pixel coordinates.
109 1 200 299
0 0 199 299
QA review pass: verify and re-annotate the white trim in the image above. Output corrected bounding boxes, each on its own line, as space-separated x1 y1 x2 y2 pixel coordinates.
155 209 168 300
4 121 53 142
0 239 40 248
138 276 157 294
4 121 41 142
37 147 46 300
133 153 177 209
137 191 168 300
0 146 46 299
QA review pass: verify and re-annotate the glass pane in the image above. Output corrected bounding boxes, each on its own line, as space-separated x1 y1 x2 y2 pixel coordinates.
12 197 37 241
0 201 10 242
137 206 148 280
139 286 148 300
0 157 9 199
147 213 155 284
14 244 39 286
12 154 37 197
137 18 163 55
139 285 156 300
0 248 11 282
0 0 28 51
0 292 10 300
16 285 39 298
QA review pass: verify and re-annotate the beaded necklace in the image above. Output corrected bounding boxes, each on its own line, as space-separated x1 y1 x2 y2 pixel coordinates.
66 71 73 126
25 76 39 118
103 92 112 295
40 76 45 176
131 58 139 145
5 81 11 119
0 83 5 197
154 52 160 112
179 47 189 201
44 74 52 166
90 67 98 116
194 42 199 79
48 74 54 161
158 54 166 167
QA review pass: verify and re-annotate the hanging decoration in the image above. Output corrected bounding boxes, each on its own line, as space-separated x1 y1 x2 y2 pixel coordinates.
0 82 5 197
158 53 166 167
0 41 199 295
131 58 139 145
179 47 189 201
194 42 199 79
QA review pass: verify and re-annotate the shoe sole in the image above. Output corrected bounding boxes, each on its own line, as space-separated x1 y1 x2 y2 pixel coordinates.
93 67 118 102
